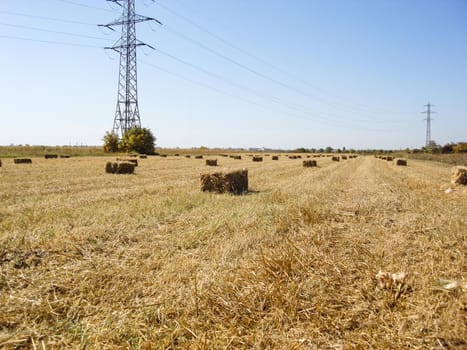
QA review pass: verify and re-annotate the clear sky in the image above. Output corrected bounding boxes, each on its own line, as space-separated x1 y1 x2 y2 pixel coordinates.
1 0 466 149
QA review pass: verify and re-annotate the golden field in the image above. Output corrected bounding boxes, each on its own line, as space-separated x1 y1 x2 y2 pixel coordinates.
0 154 465 349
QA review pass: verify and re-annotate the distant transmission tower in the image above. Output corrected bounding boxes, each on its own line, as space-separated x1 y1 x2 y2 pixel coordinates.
421 102 436 148
100 0 160 137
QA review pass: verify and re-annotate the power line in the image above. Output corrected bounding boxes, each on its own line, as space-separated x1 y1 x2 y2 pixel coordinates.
0 21 113 42
53 0 117 13
154 0 415 117
0 34 103 48
0 11 96 26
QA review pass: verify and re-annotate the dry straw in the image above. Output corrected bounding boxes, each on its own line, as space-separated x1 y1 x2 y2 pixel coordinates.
105 161 135 174
451 166 467 185
395 158 407 166
206 159 218 166
44 154 58 159
303 160 317 167
14 158 32 164
200 168 248 194
117 158 138 166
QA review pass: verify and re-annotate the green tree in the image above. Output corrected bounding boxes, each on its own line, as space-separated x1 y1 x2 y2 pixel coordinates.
103 131 119 153
119 127 156 154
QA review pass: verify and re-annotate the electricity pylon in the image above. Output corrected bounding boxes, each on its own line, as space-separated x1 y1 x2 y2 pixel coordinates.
100 0 160 137
421 103 436 148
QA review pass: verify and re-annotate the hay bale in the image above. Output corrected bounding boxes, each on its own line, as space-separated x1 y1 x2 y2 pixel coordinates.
272 156 279 160
332 156 340 162
44 154 58 159
105 161 135 174
129 154 138 158
200 169 248 195
206 159 218 166
395 158 407 166
186 155 191 158
117 158 138 166
451 166 467 185
160 154 167 158
0 159 2 167
233 155 242 160
303 160 317 167
14 158 32 164
105 161 116 174
195 155 203 159
139 155 147 159
252 156 263 162
60 155 70 158
174 154 180 157
341 155 348 160
386 156 394 161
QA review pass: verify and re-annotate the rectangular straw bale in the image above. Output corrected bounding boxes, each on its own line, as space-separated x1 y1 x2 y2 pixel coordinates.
272 156 279 160
341 155 348 160
252 156 263 162
44 154 58 159
200 169 248 194
139 155 147 159
395 158 407 166
117 158 138 166
451 166 467 185
106 161 135 174
233 155 242 160
60 155 70 158
14 158 32 164
206 159 218 166
386 156 394 161
195 155 203 159
303 160 317 167
332 156 340 161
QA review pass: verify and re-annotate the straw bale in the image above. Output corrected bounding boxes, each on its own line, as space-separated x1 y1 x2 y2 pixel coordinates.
386 156 394 161
60 155 70 158
129 154 138 158
272 156 279 160
105 161 135 174
174 154 180 157
341 155 347 160
195 155 203 159
303 160 317 167
451 166 467 185
395 158 407 166
160 154 167 158
206 159 218 166
0 159 2 167
139 155 147 159
200 169 248 194
332 156 340 161
117 158 138 166
233 155 242 160
14 158 32 164
186 155 191 158
44 154 58 159
105 162 116 174
252 156 263 162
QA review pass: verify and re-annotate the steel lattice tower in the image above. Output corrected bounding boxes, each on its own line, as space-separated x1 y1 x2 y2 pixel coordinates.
421 103 436 148
100 0 160 137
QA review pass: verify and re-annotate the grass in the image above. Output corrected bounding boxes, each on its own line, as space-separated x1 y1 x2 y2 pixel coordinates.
0 154 465 349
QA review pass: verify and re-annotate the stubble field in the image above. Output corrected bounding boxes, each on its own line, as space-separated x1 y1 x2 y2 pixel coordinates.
0 154 465 349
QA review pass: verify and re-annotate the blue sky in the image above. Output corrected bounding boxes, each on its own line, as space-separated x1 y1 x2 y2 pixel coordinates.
1 0 466 149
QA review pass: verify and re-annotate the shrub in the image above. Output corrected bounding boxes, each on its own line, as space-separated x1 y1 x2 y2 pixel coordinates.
119 127 156 155
103 132 119 153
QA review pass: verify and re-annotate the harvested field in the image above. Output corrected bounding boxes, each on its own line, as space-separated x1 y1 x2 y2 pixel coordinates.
0 155 465 349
